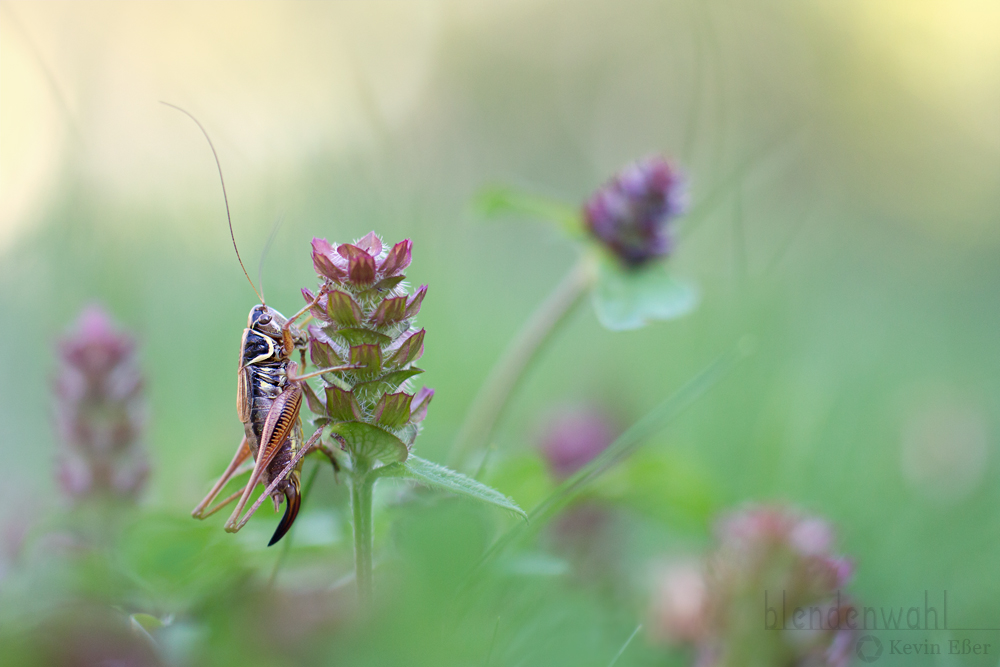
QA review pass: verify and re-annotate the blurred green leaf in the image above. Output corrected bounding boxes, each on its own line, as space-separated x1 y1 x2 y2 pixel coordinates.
378 455 527 519
592 258 698 331
129 613 163 633
595 448 720 530
118 514 247 609
498 553 570 578
484 453 553 513
474 186 584 237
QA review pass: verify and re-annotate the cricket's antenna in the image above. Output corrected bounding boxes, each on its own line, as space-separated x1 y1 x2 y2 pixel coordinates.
160 101 265 305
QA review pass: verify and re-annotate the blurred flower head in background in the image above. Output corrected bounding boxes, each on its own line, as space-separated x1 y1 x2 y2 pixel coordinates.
535 405 622 589
649 559 709 645
583 156 686 268
536 404 617 479
651 504 854 667
53 305 149 503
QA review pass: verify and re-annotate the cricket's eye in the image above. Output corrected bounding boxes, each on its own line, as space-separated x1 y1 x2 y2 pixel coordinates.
257 312 272 325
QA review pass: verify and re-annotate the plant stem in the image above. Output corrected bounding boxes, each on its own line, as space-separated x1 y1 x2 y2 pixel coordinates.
350 467 375 607
448 255 596 472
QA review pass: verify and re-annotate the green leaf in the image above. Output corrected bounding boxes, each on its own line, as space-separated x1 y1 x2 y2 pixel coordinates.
385 329 425 368
309 338 344 369
369 296 408 327
592 259 698 331
353 368 424 402
324 385 361 421
335 327 393 347
374 391 412 428
483 453 553 515
378 455 527 519
326 291 363 326
372 274 406 292
330 421 408 464
301 381 327 414
474 186 583 237
349 344 383 376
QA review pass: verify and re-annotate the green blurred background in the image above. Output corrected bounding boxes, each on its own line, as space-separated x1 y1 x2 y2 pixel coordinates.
2 1 1000 665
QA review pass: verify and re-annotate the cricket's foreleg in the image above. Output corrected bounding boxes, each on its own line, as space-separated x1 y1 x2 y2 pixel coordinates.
192 436 252 519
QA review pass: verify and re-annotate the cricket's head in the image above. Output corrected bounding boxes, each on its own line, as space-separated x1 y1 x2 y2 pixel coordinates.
247 304 288 341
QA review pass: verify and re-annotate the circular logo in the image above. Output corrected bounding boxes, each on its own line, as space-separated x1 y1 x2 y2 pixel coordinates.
856 635 883 663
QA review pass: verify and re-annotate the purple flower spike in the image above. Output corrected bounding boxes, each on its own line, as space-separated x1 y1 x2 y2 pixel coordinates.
584 156 686 268
53 305 149 503
304 235 432 461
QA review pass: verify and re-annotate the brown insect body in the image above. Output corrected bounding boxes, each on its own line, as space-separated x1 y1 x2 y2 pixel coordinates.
237 305 307 545
192 297 342 547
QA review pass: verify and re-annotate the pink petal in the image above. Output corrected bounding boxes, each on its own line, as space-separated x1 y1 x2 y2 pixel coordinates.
386 329 425 367
379 240 412 276
405 285 428 318
409 387 434 423
337 244 377 285
312 237 347 281
355 231 383 256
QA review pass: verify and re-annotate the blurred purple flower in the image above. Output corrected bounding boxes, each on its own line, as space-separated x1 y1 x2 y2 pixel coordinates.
651 504 855 667
584 156 686 268
536 405 617 479
536 406 623 588
53 305 149 503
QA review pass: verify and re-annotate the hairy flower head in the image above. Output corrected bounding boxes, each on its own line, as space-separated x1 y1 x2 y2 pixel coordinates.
53 305 149 502
651 504 855 667
584 156 686 268
304 233 432 466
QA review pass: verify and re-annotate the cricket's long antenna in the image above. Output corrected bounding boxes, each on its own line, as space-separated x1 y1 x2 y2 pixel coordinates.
160 101 265 305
